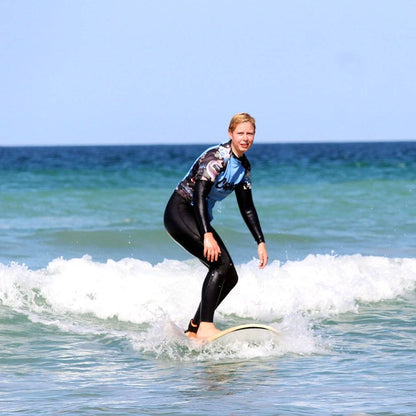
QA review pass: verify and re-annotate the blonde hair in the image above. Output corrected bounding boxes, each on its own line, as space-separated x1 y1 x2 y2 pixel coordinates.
228 112 256 133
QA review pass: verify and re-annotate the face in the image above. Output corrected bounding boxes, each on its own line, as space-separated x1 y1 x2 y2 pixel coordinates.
228 121 255 157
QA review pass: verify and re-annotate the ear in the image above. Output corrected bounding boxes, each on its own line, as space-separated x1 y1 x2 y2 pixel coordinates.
228 129 233 140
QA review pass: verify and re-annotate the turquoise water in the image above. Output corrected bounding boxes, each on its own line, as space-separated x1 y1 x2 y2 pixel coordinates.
1 142 416 415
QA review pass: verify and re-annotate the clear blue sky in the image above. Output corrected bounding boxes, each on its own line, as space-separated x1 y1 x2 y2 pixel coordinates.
1 0 415 146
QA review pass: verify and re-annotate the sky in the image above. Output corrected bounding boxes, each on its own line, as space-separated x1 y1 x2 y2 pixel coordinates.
1 0 415 146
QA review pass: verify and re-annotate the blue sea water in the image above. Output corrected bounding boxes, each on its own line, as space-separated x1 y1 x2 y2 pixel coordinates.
0 142 415 415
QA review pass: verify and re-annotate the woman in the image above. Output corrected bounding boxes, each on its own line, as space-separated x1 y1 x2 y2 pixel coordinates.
164 113 268 340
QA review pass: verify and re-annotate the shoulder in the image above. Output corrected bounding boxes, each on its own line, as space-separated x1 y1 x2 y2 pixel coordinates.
198 142 231 170
202 141 232 161
195 142 231 181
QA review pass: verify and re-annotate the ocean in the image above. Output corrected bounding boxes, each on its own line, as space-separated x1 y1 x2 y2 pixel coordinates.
0 142 415 415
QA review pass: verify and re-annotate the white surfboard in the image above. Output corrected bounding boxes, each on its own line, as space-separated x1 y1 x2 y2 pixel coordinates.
205 323 279 344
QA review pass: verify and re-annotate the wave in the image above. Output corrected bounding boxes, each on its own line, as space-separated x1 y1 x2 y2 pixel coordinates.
1 253 415 322
1 254 415 360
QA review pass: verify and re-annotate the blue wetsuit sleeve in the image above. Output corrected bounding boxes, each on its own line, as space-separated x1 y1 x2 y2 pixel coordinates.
193 179 214 236
235 183 265 244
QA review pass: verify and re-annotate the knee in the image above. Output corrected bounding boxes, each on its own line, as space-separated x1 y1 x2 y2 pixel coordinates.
215 253 231 274
217 258 238 287
227 262 238 287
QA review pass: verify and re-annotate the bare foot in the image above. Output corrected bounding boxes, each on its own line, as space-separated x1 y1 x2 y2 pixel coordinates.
196 322 222 340
185 331 197 339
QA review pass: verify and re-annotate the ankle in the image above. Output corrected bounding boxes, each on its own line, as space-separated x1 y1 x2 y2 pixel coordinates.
185 319 199 335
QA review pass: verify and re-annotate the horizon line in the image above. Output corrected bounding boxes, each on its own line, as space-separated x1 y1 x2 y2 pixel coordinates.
1 138 415 148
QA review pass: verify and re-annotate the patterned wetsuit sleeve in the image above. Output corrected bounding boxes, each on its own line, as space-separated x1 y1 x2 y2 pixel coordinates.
235 182 265 244
193 179 214 235
195 148 225 182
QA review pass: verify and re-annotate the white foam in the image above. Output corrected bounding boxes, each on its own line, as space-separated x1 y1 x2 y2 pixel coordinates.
1 254 415 359
225 254 416 319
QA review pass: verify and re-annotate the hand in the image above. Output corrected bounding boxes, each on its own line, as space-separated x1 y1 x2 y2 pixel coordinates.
257 242 268 269
203 232 221 262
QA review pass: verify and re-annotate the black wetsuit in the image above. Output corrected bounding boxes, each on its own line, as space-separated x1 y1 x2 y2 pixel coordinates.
164 141 265 329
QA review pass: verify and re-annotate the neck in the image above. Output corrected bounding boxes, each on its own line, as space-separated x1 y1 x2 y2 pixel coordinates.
230 142 243 158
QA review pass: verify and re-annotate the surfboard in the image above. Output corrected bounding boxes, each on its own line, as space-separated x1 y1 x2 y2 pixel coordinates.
205 323 279 344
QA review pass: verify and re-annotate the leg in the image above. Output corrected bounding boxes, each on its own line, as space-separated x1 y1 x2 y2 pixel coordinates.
190 262 238 324
197 232 238 323
164 193 239 337
192 232 238 338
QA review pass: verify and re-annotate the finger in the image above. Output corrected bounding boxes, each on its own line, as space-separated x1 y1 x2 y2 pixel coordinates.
216 247 222 261
259 255 268 269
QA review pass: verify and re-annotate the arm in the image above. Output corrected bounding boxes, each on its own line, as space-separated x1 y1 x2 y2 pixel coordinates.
235 183 268 268
193 179 221 262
